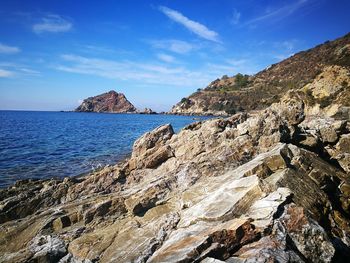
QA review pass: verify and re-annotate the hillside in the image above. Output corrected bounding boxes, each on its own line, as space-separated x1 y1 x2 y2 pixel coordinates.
170 32 350 116
75 90 137 113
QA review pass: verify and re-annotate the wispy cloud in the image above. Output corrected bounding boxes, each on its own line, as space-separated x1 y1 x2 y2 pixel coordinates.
57 54 189 84
83 45 115 54
230 9 241 25
156 53 175 63
33 14 72 33
245 0 310 26
276 40 297 51
0 62 41 77
273 53 295 60
56 54 239 88
207 58 259 75
159 6 221 43
18 68 41 76
149 39 195 54
0 43 21 54
0 69 14 77
79 44 134 56
271 39 299 60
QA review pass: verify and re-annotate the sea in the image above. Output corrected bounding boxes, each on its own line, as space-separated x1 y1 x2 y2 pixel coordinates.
0 111 210 188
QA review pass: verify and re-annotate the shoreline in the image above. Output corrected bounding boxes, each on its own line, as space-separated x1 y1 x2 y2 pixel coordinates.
0 114 213 190
0 151 133 190
1 109 221 118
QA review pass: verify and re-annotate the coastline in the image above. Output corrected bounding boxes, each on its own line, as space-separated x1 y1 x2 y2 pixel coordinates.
1 95 350 261
0 112 205 189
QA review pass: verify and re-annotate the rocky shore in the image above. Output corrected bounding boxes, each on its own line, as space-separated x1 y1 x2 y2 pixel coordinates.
1 61 350 262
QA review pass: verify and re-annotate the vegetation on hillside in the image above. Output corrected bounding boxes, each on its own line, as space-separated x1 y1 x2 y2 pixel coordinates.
171 32 350 115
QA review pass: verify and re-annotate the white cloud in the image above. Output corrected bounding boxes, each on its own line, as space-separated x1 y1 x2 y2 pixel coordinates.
207 58 260 75
245 0 310 26
230 9 241 25
156 53 175 63
83 45 115 54
271 39 298 60
33 14 72 33
278 40 296 51
0 62 40 77
56 54 239 88
0 43 21 54
274 53 295 60
149 39 195 54
159 6 221 43
18 68 41 76
0 69 14 77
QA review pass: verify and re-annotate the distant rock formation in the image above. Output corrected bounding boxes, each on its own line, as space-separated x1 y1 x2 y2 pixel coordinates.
75 90 137 113
140 108 157 114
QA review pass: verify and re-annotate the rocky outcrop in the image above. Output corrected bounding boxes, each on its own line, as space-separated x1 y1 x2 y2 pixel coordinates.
140 108 157 114
75 90 137 113
170 32 350 116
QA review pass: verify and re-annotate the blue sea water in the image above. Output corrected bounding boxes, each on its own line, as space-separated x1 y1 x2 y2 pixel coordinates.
0 111 210 188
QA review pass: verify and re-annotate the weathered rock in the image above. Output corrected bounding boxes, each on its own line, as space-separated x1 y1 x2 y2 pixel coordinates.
132 123 174 158
128 124 175 170
334 134 350 173
83 200 111 224
281 205 335 262
29 235 67 262
53 215 72 232
59 253 92 263
233 204 335 263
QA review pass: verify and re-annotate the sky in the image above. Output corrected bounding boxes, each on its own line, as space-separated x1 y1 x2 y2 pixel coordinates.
0 0 349 111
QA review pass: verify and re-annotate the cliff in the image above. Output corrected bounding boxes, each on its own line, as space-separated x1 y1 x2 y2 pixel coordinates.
170 32 350 116
75 90 137 113
0 35 350 262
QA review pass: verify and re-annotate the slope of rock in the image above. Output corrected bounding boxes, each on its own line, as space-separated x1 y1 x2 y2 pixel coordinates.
75 90 137 113
170 32 350 116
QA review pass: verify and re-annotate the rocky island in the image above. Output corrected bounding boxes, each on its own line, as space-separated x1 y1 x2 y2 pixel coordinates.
0 33 350 262
75 90 137 113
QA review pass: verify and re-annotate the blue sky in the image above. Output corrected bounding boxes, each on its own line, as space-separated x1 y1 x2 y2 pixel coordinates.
0 0 349 111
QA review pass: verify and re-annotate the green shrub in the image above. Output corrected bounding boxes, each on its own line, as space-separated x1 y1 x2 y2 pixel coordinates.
209 101 236 114
210 102 224 111
224 106 236 114
181 97 188 103
234 73 250 89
